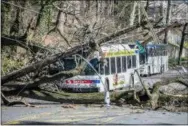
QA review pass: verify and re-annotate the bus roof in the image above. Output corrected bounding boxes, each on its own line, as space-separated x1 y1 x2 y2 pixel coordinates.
101 44 134 52
146 44 167 49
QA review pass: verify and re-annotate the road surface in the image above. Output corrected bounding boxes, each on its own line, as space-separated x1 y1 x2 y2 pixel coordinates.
2 104 188 125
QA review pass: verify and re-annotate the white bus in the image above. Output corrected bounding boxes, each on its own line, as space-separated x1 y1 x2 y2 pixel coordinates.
58 44 142 92
139 44 168 76
57 43 168 92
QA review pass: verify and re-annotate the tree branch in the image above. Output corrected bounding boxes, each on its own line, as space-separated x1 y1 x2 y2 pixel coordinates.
142 22 184 45
1 35 49 53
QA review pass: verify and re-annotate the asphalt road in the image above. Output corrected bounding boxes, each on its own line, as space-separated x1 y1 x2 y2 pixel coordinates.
2 105 188 125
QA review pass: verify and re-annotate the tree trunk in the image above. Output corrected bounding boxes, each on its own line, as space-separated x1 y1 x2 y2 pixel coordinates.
129 2 137 26
95 0 98 18
160 1 165 24
178 23 188 65
145 0 149 12
138 3 141 24
164 0 171 44
85 1 90 12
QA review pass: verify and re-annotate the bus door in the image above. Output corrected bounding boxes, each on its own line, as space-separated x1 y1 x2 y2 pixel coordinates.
113 56 126 89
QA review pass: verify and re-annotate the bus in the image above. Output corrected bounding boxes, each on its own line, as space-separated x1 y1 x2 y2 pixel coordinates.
139 44 168 76
57 43 168 92
57 43 141 92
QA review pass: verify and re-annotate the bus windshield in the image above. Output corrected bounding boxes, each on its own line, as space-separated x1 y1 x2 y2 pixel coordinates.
63 58 76 70
82 58 99 75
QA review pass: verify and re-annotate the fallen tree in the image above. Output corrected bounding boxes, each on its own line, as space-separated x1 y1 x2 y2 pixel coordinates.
1 22 145 85
116 70 188 110
1 92 34 107
1 19 186 108
2 21 184 85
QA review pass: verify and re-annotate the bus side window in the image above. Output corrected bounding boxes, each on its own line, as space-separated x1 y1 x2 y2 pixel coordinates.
122 56 127 72
127 56 132 69
117 57 121 73
149 48 153 57
104 58 110 75
165 47 168 56
132 55 136 68
155 49 158 56
152 48 155 57
63 58 76 70
111 57 116 74
99 64 104 75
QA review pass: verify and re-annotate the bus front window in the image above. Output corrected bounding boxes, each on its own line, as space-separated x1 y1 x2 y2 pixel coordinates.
83 58 99 75
63 58 76 70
